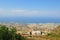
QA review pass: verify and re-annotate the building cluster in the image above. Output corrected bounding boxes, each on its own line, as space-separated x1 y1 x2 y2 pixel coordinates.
16 29 50 37
0 23 59 37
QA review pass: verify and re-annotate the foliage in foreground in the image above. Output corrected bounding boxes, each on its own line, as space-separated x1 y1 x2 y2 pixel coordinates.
0 25 25 40
45 25 60 40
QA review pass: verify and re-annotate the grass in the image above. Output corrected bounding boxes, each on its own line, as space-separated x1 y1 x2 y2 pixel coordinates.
26 25 60 40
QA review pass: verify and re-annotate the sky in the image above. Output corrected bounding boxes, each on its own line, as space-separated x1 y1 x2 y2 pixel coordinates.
0 0 60 23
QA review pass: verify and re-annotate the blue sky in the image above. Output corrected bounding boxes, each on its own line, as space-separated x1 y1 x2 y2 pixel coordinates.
0 0 60 18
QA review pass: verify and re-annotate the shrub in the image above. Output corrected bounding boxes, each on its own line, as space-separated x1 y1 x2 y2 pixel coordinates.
0 25 25 40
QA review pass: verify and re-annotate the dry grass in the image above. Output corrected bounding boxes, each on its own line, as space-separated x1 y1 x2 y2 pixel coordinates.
25 25 60 40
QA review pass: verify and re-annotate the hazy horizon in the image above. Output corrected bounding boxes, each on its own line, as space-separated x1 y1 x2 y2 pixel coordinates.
0 0 60 23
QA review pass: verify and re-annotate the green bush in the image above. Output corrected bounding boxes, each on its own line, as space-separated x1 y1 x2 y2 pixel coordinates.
0 25 25 40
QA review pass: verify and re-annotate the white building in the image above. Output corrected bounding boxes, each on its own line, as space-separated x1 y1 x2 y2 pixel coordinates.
31 31 41 35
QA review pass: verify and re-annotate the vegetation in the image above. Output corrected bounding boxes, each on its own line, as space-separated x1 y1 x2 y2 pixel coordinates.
0 25 60 40
48 25 60 40
26 25 60 40
43 25 60 40
0 25 26 40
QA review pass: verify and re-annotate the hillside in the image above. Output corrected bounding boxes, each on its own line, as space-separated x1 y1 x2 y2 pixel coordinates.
26 25 60 40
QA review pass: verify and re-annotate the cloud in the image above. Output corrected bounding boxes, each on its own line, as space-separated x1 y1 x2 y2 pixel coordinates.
0 9 4 13
11 10 26 13
0 9 60 17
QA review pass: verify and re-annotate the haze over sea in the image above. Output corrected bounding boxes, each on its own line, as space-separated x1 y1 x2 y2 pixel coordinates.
0 17 60 23
0 0 60 23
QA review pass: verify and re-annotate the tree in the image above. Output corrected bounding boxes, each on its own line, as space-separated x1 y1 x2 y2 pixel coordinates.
0 25 26 40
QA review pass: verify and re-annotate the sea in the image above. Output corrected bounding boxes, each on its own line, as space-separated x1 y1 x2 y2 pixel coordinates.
0 17 60 23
